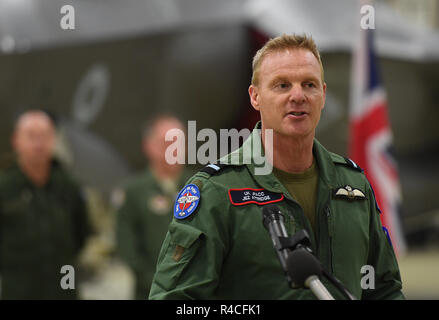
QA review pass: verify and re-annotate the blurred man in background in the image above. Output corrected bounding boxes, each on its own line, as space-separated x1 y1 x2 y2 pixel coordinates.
0 110 91 299
115 114 191 299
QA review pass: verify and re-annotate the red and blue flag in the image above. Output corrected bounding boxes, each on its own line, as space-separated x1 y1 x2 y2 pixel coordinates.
349 27 406 256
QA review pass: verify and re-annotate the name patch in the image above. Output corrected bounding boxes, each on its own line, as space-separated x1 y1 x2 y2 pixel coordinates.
228 188 284 206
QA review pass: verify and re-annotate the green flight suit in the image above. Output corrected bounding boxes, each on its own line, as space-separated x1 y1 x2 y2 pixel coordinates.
0 160 90 300
149 122 404 300
116 169 192 299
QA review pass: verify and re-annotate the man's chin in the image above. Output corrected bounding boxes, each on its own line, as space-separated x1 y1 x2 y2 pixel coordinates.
261 122 314 140
277 126 312 139
28 156 52 165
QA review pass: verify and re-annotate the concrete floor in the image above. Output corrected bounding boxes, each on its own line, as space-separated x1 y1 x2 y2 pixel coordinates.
79 259 134 300
398 248 439 299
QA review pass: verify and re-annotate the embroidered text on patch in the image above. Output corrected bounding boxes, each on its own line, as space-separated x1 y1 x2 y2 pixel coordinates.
228 188 284 206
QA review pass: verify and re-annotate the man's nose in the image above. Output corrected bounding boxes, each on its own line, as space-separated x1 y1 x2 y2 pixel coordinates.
288 85 305 104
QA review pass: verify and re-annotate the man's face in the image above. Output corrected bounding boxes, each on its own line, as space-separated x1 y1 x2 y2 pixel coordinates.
249 48 326 140
13 113 55 165
143 118 185 166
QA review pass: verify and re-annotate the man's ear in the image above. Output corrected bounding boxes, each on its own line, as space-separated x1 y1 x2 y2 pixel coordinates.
248 85 261 111
321 82 327 110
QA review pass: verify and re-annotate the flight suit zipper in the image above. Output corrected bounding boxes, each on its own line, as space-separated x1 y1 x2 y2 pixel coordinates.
283 195 317 253
325 204 334 274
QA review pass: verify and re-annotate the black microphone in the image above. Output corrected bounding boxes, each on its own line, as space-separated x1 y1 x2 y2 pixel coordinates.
286 246 323 287
286 247 334 300
262 204 335 299
262 204 291 278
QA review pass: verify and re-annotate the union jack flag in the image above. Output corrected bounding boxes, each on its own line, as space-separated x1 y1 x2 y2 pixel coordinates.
348 26 406 256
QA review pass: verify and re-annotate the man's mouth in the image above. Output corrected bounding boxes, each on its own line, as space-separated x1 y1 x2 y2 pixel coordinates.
287 111 307 117
289 112 306 116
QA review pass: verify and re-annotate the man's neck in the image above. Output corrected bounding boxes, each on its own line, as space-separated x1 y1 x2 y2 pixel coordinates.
262 127 315 174
18 158 51 187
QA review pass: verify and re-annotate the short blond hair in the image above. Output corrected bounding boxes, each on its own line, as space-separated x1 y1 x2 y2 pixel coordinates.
251 34 324 86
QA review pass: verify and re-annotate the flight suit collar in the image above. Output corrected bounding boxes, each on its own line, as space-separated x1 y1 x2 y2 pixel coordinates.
218 121 340 193
312 139 338 189
11 158 60 190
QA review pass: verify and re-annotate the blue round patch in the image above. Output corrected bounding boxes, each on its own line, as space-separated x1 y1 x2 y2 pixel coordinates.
174 184 201 219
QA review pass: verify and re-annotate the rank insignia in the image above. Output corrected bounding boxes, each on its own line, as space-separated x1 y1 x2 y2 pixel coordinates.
174 184 201 219
334 185 366 200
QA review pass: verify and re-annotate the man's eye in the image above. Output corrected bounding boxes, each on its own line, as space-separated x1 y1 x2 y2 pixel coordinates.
305 82 316 88
277 83 289 89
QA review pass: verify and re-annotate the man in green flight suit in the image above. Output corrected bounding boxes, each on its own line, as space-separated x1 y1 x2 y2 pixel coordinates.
0 110 91 299
115 115 192 299
149 34 404 299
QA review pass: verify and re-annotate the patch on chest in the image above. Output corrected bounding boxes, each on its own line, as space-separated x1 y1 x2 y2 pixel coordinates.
333 185 366 200
149 195 171 215
228 188 284 206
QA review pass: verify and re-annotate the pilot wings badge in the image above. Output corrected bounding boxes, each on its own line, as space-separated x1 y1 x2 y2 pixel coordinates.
334 185 366 201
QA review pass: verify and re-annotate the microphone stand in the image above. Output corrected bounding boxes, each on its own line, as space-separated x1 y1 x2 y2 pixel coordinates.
276 230 357 300
305 275 334 300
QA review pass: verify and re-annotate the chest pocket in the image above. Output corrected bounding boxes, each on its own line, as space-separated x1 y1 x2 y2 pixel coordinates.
154 222 205 291
329 186 370 280
146 194 172 216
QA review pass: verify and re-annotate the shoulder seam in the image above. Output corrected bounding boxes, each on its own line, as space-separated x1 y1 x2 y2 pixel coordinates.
343 157 364 172
199 163 228 176
330 153 364 173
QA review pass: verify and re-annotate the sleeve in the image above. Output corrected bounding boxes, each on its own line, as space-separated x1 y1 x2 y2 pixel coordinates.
148 178 229 299
362 182 405 300
115 189 149 275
